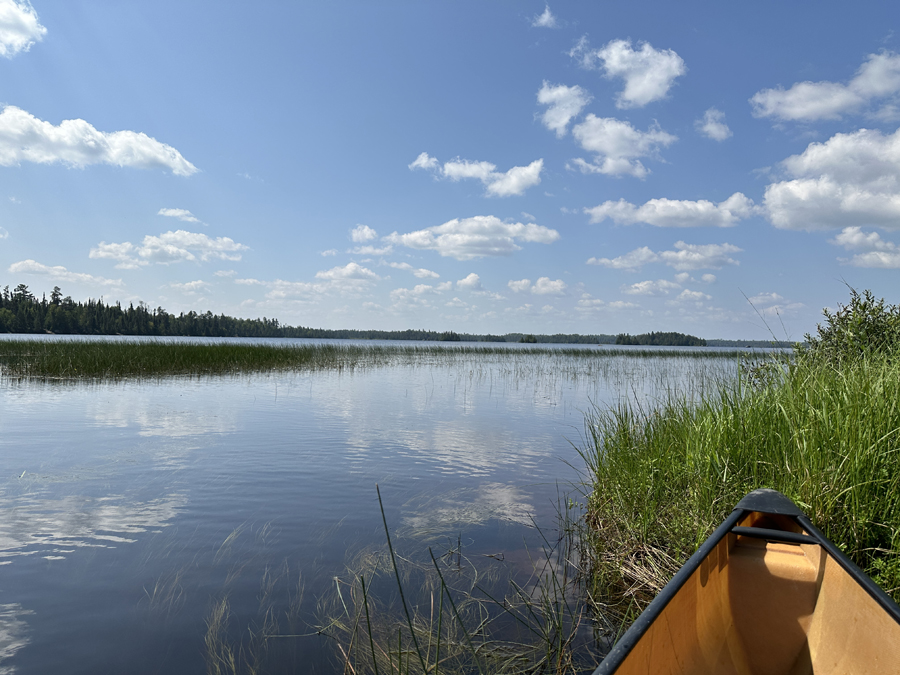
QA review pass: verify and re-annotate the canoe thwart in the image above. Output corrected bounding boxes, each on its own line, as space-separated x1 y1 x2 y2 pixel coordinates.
730 525 818 545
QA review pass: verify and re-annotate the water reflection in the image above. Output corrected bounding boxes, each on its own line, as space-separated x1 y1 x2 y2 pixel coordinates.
0 604 32 675
0 348 743 673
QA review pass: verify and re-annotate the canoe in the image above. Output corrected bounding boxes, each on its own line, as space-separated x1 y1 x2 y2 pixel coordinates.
593 489 900 674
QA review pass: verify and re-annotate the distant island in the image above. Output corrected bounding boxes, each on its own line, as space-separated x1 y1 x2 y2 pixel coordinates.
0 282 788 346
615 331 706 347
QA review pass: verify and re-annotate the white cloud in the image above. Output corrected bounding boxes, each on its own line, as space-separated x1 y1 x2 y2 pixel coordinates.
748 292 785 305
91 230 248 267
508 279 532 293
532 5 557 28
571 38 686 108
745 292 804 317
751 51 900 122
389 261 440 278
763 127 900 230
351 224 377 242
456 273 483 290
139 230 247 263
0 0 46 58
570 115 676 178
0 225 7 238
234 277 264 285
830 226 900 268
537 82 591 137
585 192 754 227
315 262 380 282
506 277 566 295
532 277 567 295
695 108 732 141
659 242 742 271
622 279 681 296
349 244 393 255
589 242 741 272
410 154 543 196
158 208 201 224
214 269 236 277
8 259 122 287
672 289 712 303
0 106 197 175
169 280 210 294
386 215 559 260
320 249 338 257
587 246 658 271
701 273 717 283
408 152 439 171
89 241 147 270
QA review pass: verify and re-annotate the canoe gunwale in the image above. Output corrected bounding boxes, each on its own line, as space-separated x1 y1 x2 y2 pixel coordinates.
590 489 900 675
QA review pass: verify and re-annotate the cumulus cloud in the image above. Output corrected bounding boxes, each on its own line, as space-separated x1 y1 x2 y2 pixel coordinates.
537 82 591 137
388 261 440 278
575 293 638 313
386 215 559 260
456 273 483 290
746 291 804 317
158 208 201 224
532 277 567 295
695 108 732 141
315 262 380 282
763 127 900 230
570 37 686 108
350 244 393 256
570 115 676 178
532 5 558 28
830 226 900 268
214 269 236 277
0 106 197 175
8 259 122 287
408 152 439 171
0 0 45 58
0 225 8 238
169 280 210 294
409 153 543 196
90 230 248 268
588 241 741 271
751 51 900 122
621 279 681 296
506 277 566 295
586 246 657 271
585 192 755 227
351 224 377 242
672 289 712 303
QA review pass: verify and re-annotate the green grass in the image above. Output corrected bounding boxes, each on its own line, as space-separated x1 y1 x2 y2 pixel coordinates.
0 338 749 379
582 351 900 622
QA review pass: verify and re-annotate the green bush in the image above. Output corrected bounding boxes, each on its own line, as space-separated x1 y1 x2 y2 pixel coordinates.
802 288 900 366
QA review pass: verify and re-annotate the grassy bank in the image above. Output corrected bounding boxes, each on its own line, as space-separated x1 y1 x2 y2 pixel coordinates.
0 338 747 379
583 351 900 620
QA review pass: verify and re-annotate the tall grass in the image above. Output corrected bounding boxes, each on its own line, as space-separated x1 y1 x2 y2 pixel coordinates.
316 490 601 674
0 338 748 380
583 352 900 622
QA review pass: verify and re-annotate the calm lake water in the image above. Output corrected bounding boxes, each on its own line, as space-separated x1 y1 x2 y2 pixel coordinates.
0 338 751 673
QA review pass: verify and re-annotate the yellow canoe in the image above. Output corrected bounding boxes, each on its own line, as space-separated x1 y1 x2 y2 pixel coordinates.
593 489 900 674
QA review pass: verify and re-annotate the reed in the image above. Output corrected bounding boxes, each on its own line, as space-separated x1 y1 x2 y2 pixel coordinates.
0 338 748 380
582 351 900 625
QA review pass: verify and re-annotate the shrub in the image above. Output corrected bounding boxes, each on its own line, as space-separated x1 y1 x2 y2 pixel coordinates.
802 288 900 366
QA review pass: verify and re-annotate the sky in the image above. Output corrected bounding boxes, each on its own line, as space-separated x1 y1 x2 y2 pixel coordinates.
0 1 899 340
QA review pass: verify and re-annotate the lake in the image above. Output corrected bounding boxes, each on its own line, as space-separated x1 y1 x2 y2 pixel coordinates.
0 338 750 673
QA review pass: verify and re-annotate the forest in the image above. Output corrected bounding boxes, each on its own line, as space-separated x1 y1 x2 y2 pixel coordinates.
614 331 707 346
0 283 630 343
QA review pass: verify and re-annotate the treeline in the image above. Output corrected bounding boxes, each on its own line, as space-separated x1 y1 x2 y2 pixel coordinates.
0 283 625 343
615 331 706 347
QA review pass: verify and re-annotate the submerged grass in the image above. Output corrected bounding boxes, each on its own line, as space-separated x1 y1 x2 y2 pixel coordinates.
583 352 900 624
0 338 749 380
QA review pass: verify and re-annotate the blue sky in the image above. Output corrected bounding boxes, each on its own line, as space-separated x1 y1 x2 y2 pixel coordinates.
1 1 899 339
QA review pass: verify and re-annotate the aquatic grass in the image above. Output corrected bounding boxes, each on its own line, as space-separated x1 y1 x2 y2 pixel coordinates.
0 338 752 380
583 351 900 625
316 490 602 674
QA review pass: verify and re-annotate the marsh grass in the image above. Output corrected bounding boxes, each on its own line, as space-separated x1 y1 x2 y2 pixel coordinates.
314 489 604 675
0 338 749 380
583 351 900 625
